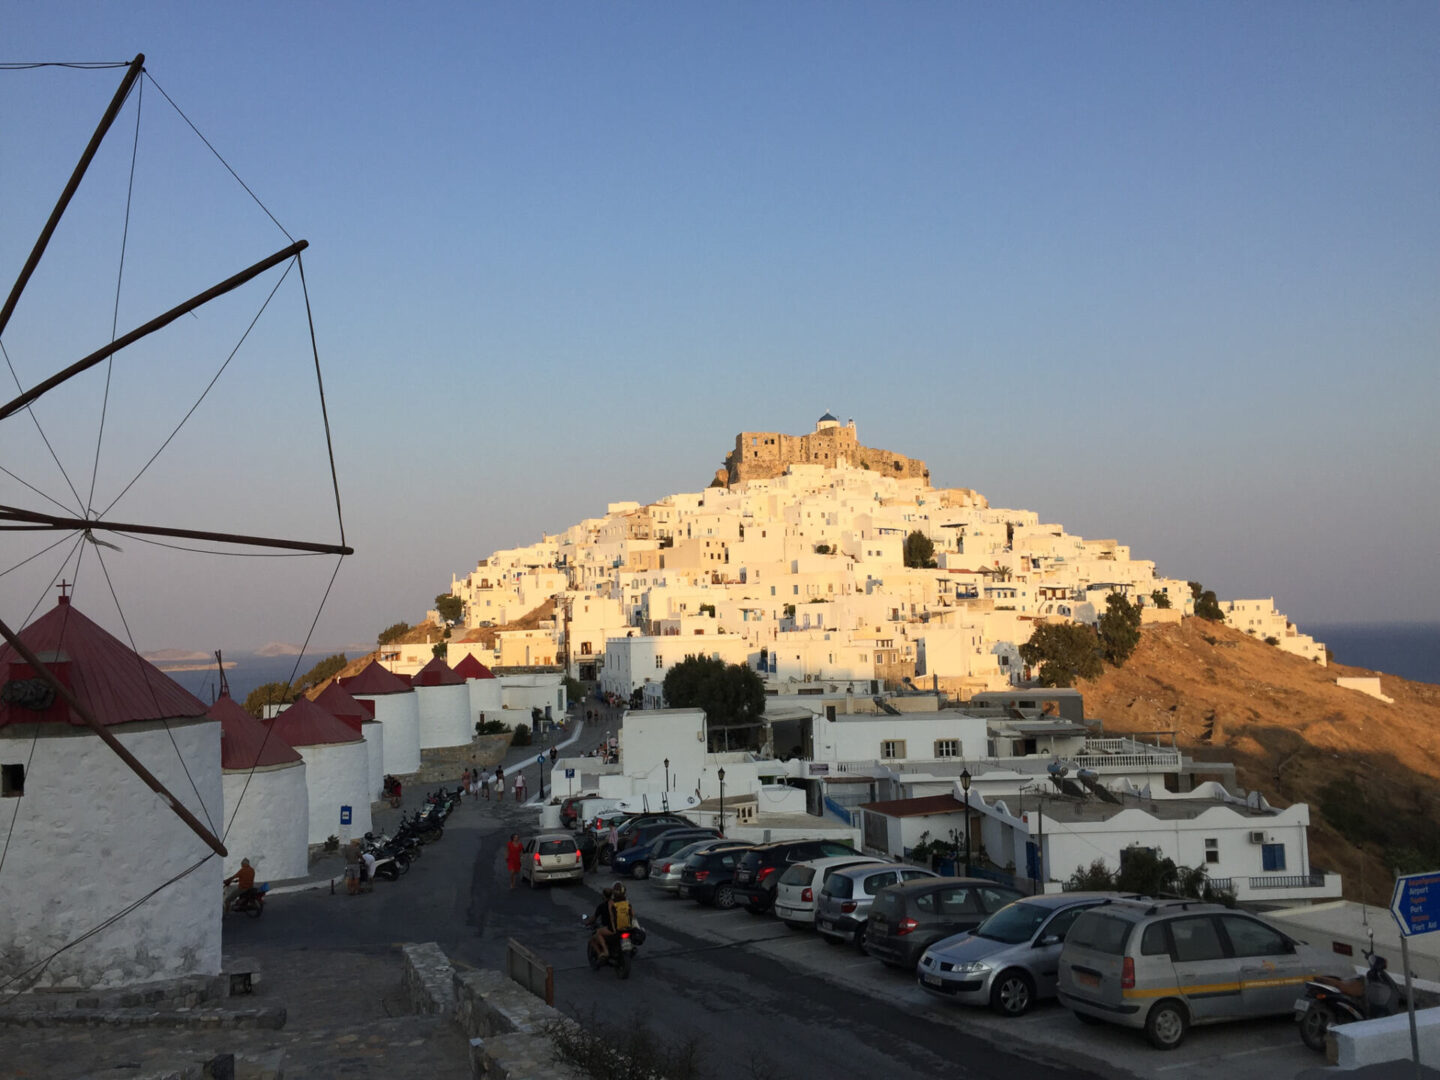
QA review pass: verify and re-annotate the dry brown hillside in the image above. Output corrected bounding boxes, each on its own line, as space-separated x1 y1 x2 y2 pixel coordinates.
1076 618 1440 905
310 599 559 697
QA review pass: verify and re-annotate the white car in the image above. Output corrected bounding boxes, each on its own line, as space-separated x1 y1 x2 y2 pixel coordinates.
774 856 887 929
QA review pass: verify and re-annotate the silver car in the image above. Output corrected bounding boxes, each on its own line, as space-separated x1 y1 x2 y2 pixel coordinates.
917 891 1118 1016
814 862 937 950
519 832 584 887
1057 897 1337 1049
651 837 737 893
774 856 886 929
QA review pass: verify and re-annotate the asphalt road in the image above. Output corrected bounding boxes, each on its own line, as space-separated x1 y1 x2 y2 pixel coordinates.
242 788 1104 1080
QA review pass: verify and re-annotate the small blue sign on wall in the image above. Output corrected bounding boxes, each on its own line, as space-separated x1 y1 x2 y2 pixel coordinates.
340 805 352 826
565 768 575 779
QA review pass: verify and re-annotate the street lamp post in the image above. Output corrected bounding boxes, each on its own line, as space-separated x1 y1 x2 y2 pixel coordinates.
717 767 726 836
664 758 670 791
960 768 972 876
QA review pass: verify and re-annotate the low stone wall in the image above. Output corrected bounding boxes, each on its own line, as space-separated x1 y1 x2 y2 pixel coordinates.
0 972 227 1014
453 968 585 1080
402 942 457 1020
407 734 514 784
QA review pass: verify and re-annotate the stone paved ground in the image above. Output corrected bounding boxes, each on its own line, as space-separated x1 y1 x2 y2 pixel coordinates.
0 945 472 1079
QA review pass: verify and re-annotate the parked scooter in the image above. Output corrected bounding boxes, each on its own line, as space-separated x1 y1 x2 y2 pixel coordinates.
1297 940 1404 1051
581 913 644 979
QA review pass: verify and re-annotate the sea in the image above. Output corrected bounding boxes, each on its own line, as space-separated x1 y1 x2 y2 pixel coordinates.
1304 623 1440 686
158 652 340 707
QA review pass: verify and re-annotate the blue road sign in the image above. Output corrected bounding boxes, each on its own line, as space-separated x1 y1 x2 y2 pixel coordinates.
1390 872 1440 936
340 805 352 826
536 754 545 766
565 768 575 779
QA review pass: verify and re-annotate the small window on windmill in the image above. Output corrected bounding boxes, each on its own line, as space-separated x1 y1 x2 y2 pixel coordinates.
1 763 24 798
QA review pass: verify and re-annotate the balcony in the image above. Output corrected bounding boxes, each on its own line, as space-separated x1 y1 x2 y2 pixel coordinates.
1205 870 1342 904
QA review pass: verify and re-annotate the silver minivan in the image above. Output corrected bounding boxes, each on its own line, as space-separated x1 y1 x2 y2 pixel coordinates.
918 891 1119 1016
814 862 937 950
1056 898 1335 1049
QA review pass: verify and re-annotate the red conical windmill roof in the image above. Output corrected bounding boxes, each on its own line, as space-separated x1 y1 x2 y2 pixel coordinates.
209 693 302 769
264 695 361 747
312 680 374 733
411 656 464 687
340 659 412 696
452 654 496 680
0 597 208 729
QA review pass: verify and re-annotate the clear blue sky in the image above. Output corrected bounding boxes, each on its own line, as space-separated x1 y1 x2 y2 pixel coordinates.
2 2 1436 656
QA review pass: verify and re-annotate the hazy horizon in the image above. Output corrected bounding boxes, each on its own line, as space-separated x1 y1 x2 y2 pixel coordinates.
3 3 1436 653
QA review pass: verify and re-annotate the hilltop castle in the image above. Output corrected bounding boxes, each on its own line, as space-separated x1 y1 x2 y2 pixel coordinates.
716 413 930 487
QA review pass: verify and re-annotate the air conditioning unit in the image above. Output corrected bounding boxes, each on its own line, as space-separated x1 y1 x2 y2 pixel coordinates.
1248 830 1267 844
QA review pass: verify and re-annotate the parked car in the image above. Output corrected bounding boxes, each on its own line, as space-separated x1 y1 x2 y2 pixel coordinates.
574 827 599 871
815 862 938 951
679 844 755 907
1056 897 1335 1050
614 813 696 851
865 878 1025 970
731 839 862 914
518 832 584 888
652 837 740 893
615 815 699 855
774 856 886 929
917 891 1122 1016
612 827 718 880
559 792 599 830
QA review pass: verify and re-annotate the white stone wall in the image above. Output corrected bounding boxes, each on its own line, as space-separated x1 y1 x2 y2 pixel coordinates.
356 691 420 775
296 739 372 844
221 761 308 881
414 683 471 749
467 677 503 723
0 719 222 990
363 721 385 798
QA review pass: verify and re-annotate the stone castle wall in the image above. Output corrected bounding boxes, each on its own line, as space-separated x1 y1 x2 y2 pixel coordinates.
722 424 929 486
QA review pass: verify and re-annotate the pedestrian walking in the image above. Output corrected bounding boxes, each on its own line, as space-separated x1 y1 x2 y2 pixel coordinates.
514 771 527 802
496 773 505 800
480 771 490 800
506 834 523 889
461 768 471 797
470 769 481 797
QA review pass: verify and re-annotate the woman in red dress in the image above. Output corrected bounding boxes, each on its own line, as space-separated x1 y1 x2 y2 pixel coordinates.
505 833 523 889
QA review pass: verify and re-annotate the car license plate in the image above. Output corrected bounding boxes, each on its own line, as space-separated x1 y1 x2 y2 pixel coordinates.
1294 997 1310 1013
817 919 832 931
1076 971 1100 988
923 974 944 988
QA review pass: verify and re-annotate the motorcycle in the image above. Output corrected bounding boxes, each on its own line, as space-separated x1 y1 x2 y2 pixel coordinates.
227 883 269 918
582 913 644 979
1297 943 1404 1051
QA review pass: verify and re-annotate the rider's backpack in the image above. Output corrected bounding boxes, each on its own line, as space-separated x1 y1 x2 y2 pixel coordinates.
611 899 634 931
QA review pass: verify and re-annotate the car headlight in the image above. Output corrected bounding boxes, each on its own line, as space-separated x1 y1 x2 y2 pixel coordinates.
949 962 992 974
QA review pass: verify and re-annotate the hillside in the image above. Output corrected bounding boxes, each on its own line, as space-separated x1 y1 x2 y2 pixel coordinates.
1077 618 1440 905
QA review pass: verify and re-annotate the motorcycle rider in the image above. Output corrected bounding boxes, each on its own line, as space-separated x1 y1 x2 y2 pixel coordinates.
223 857 255 911
589 887 615 958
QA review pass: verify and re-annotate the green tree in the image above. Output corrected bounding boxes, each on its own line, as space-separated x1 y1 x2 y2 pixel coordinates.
1193 589 1225 622
1097 592 1142 666
243 680 296 719
431 641 447 659
377 621 410 646
1187 581 1203 601
1149 590 1171 609
662 655 766 730
434 594 463 623
814 543 831 555
903 530 936 568
1018 623 1102 687
563 675 585 704
1064 858 1116 891
295 653 347 691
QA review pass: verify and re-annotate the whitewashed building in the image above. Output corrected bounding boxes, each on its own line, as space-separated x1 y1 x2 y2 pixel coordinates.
314 681 385 800
265 697 371 845
454 653 502 726
0 597 222 990
342 661 421 775
410 657 471 749
211 693 308 882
